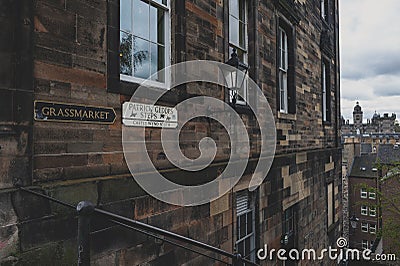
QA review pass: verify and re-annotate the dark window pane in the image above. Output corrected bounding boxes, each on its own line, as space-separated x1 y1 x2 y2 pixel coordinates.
239 0 245 21
150 44 165 81
237 216 240 238
133 0 149 40
239 21 245 49
133 37 150 79
158 45 165 81
245 237 251 256
157 9 165 45
237 241 244 257
240 214 246 239
150 5 165 44
247 212 252 234
120 0 132 32
120 32 132 75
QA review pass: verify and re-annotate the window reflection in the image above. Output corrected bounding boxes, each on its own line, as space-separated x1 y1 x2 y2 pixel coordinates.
120 32 132 76
229 17 239 46
133 0 150 40
133 38 150 79
120 1 131 32
120 0 168 83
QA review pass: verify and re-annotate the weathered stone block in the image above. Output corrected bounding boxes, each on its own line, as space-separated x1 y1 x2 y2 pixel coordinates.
66 142 103 153
34 154 88 169
98 177 146 204
46 182 98 215
19 216 76 251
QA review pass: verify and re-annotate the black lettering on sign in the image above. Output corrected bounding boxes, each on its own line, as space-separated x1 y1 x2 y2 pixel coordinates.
34 101 116 124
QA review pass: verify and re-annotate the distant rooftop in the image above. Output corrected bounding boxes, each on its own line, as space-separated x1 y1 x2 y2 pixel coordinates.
349 154 379 178
377 144 400 164
361 143 372 154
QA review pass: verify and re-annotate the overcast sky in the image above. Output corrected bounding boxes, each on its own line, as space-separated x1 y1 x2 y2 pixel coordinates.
340 0 400 122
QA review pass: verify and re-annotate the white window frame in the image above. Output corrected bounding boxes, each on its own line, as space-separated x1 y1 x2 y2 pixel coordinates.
369 191 376 200
361 205 368 216
369 206 376 217
120 0 171 89
228 0 248 105
322 61 327 121
362 240 369 250
236 191 255 264
278 27 288 113
321 0 326 19
360 188 367 199
369 224 376 234
361 223 368 233
327 182 334 227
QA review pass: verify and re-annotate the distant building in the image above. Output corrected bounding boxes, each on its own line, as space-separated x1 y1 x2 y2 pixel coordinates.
341 102 397 135
346 142 400 255
348 154 380 251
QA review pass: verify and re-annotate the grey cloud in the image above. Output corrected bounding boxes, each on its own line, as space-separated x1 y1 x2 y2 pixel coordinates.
342 52 400 80
373 82 400 97
370 57 400 76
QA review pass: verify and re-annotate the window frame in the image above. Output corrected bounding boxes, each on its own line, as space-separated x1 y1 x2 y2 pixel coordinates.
327 182 334 227
362 240 369 250
278 27 288 113
361 205 368 216
360 188 367 199
283 207 295 234
368 191 376 200
276 15 296 115
119 0 171 89
369 224 376 234
361 222 368 233
321 59 331 123
235 190 256 264
369 206 376 217
228 0 249 105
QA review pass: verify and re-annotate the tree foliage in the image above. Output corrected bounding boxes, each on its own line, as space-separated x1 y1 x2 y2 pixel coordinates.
120 34 148 75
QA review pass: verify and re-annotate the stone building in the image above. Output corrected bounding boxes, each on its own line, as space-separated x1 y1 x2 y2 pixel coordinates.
0 0 341 265
341 102 397 135
345 141 400 257
347 154 379 251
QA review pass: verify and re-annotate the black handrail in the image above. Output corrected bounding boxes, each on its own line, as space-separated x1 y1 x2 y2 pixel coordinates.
18 186 258 266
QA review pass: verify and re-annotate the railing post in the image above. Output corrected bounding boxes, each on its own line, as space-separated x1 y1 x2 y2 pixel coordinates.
233 253 242 266
77 201 95 266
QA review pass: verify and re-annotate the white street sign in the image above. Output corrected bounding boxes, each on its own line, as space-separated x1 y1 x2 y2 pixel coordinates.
122 102 178 128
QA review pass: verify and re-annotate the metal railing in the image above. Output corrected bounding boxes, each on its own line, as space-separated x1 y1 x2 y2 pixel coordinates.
18 186 259 266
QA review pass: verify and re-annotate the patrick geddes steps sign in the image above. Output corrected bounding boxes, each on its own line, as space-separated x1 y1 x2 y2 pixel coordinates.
122 102 178 128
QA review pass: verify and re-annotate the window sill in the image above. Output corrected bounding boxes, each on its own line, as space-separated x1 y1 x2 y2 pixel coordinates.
278 112 296 121
120 74 169 90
